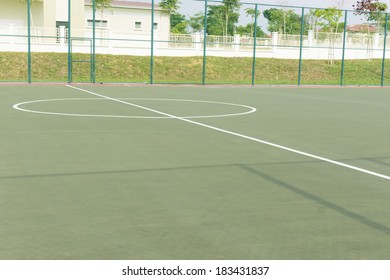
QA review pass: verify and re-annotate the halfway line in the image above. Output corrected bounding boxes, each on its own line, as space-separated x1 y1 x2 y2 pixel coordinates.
66 85 390 181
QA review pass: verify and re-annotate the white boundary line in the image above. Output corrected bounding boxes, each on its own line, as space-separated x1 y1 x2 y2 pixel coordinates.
13 97 256 119
66 85 390 181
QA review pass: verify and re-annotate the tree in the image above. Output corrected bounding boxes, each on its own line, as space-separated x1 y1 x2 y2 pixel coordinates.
189 12 204 33
263 8 301 35
235 24 265 37
96 0 112 11
222 0 241 36
314 7 343 33
95 0 112 25
159 0 188 33
88 0 112 43
206 5 225 35
245 7 260 36
353 0 387 29
170 12 185 28
207 2 240 36
306 10 318 31
170 21 188 34
312 7 343 64
365 1 387 31
159 0 180 13
170 12 188 34
353 0 387 59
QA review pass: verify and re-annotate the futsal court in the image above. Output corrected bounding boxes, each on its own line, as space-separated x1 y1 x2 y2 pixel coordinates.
0 84 389 259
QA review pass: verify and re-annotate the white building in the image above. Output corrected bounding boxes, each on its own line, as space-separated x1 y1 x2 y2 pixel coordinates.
0 0 170 51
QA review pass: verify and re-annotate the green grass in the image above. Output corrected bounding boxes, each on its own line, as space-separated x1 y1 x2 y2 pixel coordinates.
1 51 390 85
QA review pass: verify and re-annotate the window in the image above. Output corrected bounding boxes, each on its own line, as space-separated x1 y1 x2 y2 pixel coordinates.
87 20 108 28
153 23 158 30
134 21 142 30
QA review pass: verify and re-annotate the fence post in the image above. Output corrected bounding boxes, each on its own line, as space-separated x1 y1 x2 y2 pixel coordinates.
271 32 278 49
340 10 348 86
251 4 258 86
68 0 71 83
27 0 31 83
150 0 155 85
374 33 380 49
297 7 304 86
308 30 314 47
202 0 208 85
92 0 96 84
234 34 240 52
381 13 388 87
195 32 201 51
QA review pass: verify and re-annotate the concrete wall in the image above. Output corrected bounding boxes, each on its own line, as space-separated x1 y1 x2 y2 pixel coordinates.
55 0 68 22
31 2 44 28
42 0 56 38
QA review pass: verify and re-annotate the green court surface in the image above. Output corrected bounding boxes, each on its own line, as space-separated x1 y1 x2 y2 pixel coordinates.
0 85 389 260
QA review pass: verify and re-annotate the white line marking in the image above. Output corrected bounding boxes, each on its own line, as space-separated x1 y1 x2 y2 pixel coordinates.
66 85 390 181
13 97 256 119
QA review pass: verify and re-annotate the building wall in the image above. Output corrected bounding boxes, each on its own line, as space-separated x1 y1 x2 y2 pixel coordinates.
84 4 170 41
55 0 68 22
42 0 55 37
31 2 44 28
0 0 169 35
71 0 86 36
155 10 170 42
37 0 85 39
0 0 43 27
1 0 170 47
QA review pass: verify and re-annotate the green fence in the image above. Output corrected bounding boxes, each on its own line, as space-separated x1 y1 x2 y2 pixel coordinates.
0 0 390 86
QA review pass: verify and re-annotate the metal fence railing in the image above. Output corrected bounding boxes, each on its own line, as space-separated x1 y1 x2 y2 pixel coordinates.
1 0 390 86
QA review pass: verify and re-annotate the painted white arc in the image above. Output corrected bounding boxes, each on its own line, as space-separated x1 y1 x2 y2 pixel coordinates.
13 97 256 119
66 85 390 181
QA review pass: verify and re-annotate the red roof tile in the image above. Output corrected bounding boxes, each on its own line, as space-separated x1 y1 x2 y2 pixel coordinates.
346 24 377 33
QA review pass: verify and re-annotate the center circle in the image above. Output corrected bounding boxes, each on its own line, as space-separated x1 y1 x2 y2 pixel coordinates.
13 98 257 119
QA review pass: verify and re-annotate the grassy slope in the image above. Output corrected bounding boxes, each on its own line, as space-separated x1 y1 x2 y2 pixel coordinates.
0 52 389 85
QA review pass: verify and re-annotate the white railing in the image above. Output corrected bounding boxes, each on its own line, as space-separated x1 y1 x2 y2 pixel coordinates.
169 34 196 48
277 34 305 47
1 25 388 49
2 25 390 59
